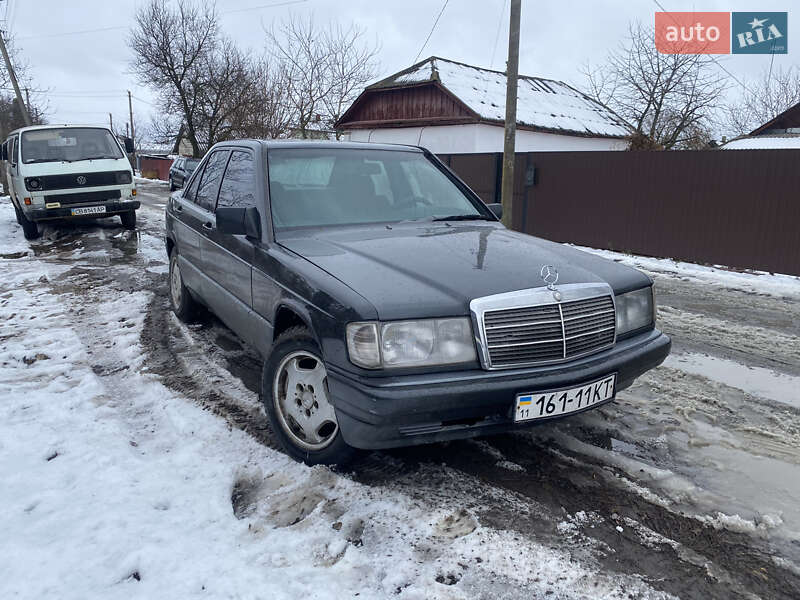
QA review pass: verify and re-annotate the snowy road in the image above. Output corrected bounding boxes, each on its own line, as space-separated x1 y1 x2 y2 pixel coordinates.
2 181 799 600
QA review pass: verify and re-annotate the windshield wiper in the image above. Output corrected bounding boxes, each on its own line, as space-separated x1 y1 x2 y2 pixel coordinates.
431 214 495 222
82 155 118 161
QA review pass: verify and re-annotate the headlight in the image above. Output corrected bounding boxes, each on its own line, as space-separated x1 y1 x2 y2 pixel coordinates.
346 318 476 369
25 177 42 191
116 171 132 184
615 287 655 336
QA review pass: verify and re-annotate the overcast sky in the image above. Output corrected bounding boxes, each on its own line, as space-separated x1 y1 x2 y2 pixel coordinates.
5 0 796 139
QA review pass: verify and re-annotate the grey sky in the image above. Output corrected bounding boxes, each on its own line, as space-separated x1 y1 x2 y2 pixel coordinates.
6 0 796 137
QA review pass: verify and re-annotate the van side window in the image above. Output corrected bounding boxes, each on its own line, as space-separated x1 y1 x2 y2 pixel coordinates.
217 151 255 209
9 136 17 166
194 150 229 212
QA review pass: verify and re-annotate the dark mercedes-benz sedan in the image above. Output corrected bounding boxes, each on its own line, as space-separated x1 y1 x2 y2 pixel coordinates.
164 140 670 464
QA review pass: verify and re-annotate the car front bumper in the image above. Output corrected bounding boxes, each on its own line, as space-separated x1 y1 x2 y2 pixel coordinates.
327 329 671 450
25 200 140 222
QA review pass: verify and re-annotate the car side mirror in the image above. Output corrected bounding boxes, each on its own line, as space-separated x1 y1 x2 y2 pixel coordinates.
487 203 502 219
216 206 261 239
123 137 135 154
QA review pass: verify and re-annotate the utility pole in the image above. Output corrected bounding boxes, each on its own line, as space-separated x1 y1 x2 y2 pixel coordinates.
127 90 136 165
500 0 521 228
0 30 31 126
125 122 129 137
109 112 113 132
24 87 30 111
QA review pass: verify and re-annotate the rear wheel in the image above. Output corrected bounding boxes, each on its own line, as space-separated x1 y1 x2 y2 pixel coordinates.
262 326 357 466
168 250 198 322
120 210 136 230
18 208 40 240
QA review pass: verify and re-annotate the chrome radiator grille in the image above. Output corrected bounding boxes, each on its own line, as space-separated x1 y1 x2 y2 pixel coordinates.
482 295 615 368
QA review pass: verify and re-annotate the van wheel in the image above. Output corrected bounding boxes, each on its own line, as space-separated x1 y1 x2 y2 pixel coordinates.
262 326 358 466
120 210 136 230
13 203 21 225
168 250 197 322
19 209 40 240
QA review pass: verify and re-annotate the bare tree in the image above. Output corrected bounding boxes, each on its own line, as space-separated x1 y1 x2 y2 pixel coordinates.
266 15 378 138
321 23 379 139
129 0 217 157
723 66 800 136
581 22 727 150
231 61 294 140
129 0 271 156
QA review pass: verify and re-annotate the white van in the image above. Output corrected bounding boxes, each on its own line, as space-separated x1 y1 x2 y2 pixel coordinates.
2 125 138 239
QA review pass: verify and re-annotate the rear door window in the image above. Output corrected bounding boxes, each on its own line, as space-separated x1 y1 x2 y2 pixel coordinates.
194 150 230 211
217 150 255 209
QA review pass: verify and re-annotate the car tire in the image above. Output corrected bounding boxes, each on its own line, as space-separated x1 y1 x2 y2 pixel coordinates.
168 249 198 322
120 210 136 230
18 208 40 240
261 326 358 466
13 203 22 225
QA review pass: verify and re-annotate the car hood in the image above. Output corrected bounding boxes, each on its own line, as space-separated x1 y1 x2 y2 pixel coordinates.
278 222 651 320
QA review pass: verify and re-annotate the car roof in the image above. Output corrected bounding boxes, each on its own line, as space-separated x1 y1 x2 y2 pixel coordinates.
211 139 424 153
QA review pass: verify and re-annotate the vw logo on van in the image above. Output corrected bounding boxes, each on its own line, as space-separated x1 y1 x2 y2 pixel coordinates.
76 176 87 185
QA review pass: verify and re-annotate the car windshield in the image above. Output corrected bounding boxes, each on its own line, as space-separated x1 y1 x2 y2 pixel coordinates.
268 148 485 231
21 127 124 164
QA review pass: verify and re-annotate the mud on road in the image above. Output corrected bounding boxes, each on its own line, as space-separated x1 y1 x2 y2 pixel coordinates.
15 181 800 599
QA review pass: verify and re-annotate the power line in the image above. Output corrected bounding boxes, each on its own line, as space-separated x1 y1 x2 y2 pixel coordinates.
221 0 308 15
490 0 509 69
17 25 126 41
413 0 449 64
15 0 309 41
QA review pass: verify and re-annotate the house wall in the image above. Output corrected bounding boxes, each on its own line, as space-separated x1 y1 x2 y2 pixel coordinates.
344 123 626 153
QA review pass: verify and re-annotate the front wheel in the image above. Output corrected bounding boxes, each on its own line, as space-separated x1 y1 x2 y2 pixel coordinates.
120 210 136 230
262 326 357 466
18 208 40 240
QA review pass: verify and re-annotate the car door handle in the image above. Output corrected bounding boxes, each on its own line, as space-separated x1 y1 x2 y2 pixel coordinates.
202 221 213 230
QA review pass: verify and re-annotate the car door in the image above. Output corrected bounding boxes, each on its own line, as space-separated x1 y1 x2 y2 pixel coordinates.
172 149 229 296
204 149 256 309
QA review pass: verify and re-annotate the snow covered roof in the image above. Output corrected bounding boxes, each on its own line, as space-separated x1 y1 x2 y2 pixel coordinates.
366 57 632 138
721 134 800 150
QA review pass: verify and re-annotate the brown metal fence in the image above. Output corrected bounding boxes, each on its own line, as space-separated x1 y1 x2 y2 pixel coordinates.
439 150 800 276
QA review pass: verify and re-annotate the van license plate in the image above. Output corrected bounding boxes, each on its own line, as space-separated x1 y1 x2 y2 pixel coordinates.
71 206 106 216
514 374 616 422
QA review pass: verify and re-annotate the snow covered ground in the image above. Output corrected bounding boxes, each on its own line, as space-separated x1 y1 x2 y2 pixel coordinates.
1 187 799 599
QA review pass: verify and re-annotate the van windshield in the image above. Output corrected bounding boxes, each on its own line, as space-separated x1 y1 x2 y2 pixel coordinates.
21 128 124 164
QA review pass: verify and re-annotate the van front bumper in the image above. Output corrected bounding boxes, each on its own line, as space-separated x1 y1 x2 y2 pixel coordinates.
25 200 140 222
327 329 671 450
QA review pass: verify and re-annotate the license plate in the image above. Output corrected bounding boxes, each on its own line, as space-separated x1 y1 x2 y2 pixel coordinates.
514 374 616 423
71 206 106 216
